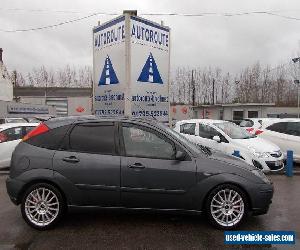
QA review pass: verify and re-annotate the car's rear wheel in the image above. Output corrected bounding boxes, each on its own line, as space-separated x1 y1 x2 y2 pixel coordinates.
205 184 248 229
21 183 65 230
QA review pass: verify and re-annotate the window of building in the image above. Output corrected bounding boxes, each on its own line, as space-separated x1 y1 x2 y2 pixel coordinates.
248 111 258 118
233 111 244 121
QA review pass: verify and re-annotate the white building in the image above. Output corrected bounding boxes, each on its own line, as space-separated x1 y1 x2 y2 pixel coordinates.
0 48 13 101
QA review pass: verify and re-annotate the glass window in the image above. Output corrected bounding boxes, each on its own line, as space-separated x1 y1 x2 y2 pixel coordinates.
122 125 175 159
248 111 258 118
180 123 196 135
198 124 219 139
24 126 35 135
69 123 115 154
0 127 23 143
266 122 286 133
214 122 254 139
27 125 70 150
233 111 244 121
285 122 300 137
240 119 254 127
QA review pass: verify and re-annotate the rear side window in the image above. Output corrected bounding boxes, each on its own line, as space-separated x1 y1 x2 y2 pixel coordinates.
26 125 71 150
266 122 286 133
285 122 300 137
180 123 196 135
68 123 115 155
0 127 23 143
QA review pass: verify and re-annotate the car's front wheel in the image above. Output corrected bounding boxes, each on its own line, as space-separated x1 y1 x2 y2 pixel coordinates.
205 184 248 229
21 183 65 230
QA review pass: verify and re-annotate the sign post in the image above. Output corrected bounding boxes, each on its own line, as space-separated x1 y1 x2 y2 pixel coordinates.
93 12 170 124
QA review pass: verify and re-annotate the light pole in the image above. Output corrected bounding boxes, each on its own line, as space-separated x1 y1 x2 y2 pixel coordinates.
292 57 300 118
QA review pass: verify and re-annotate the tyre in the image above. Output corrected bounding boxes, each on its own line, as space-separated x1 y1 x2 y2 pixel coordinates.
21 183 65 230
205 184 248 229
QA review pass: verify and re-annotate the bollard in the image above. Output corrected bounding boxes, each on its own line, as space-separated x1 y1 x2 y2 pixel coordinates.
232 150 240 158
286 150 294 177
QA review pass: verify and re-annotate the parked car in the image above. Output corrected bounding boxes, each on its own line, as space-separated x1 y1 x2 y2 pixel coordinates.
239 118 280 133
174 119 284 172
0 123 39 169
255 118 300 163
0 118 28 124
6 116 273 230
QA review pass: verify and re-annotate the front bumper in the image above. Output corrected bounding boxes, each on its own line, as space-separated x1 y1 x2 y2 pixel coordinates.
250 183 274 216
6 177 25 205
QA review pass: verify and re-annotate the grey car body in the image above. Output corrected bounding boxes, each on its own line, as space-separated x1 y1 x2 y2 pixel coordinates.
6 116 273 229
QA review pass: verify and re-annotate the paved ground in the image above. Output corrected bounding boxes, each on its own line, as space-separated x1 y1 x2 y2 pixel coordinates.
0 174 299 250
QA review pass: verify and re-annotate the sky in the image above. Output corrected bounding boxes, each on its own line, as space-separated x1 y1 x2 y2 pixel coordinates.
1 0 300 76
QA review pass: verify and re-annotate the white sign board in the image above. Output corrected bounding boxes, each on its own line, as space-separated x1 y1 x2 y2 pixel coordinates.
93 14 170 123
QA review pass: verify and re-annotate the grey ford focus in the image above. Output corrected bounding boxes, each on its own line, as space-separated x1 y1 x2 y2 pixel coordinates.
6 116 273 230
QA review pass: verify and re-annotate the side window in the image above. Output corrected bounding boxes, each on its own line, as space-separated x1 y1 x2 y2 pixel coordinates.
0 127 23 143
69 123 115 154
180 123 196 135
266 122 286 133
198 124 219 139
240 120 254 127
122 124 175 160
27 125 71 150
285 122 300 137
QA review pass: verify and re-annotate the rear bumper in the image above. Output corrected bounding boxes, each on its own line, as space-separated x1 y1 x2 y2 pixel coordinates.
6 177 25 205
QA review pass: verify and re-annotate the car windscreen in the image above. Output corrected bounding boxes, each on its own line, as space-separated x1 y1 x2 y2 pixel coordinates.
239 119 254 127
214 122 255 139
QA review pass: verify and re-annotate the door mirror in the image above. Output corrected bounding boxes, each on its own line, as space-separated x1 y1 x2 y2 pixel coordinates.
212 135 221 143
175 150 186 160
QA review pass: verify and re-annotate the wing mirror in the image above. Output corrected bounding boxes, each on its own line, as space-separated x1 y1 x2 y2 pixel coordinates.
212 135 221 143
175 150 186 160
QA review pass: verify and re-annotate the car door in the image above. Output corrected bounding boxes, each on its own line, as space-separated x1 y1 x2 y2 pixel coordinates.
52 122 121 206
283 122 300 160
261 122 288 152
120 122 197 210
0 126 23 168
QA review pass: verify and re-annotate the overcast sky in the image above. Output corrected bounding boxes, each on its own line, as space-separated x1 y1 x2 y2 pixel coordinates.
1 0 300 76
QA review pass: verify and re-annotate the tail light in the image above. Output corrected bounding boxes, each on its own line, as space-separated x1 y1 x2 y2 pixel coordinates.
22 123 49 141
246 128 254 132
255 129 263 135
0 132 8 143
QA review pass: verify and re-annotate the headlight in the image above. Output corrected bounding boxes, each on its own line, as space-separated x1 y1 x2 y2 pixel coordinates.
248 146 270 158
251 169 271 184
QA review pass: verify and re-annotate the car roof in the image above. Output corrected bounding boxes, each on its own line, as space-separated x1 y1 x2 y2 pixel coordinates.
175 119 227 125
0 123 39 130
262 118 300 128
45 115 161 129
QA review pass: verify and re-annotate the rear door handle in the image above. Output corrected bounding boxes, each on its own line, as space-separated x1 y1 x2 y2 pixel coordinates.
62 156 80 163
128 163 145 169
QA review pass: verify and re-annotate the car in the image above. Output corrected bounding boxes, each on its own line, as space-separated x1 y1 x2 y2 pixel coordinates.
0 118 28 124
0 123 39 169
239 118 280 134
255 118 300 163
174 119 284 172
6 116 273 230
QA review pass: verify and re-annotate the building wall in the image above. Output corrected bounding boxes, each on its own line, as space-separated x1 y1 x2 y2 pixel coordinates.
0 100 56 118
170 105 193 123
68 97 92 116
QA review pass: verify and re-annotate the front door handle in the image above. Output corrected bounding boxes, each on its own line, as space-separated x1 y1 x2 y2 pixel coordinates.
128 163 145 169
62 156 80 163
